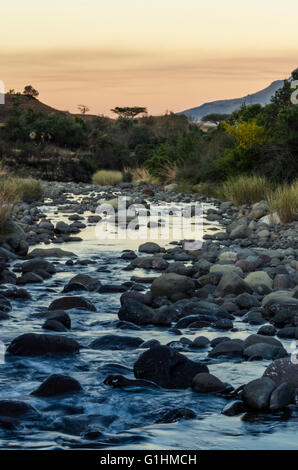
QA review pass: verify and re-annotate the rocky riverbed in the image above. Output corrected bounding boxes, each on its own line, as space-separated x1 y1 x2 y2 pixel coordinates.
0 181 297 449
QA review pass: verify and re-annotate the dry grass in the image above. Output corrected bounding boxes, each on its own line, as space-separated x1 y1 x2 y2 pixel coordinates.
267 181 298 223
158 164 179 183
92 170 123 186
124 167 159 184
0 176 43 226
222 175 272 205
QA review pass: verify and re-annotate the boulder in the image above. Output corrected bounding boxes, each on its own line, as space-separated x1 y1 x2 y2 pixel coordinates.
139 242 163 254
134 345 208 389
90 334 143 350
243 334 284 349
221 400 246 416
64 274 101 292
0 400 38 418
242 377 276 411
28 248 77 258
118 299 174 326
245 271 273 289
1 221 28 256
263 357 298 388
7 333 80 356
243 343 287 361
216 272 252 297
269 382 295 411
192 373 226 393
31 374 82 397
21 258 56 275
209 340 244 358
151 273 195 300
48 296 96 312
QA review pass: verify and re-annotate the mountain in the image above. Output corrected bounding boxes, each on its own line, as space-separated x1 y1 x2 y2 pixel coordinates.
179 80 284 121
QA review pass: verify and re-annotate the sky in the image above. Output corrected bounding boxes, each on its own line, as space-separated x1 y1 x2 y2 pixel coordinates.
1 0 297 116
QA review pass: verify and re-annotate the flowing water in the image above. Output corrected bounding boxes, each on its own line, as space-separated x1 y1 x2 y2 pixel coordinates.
0 195 296 449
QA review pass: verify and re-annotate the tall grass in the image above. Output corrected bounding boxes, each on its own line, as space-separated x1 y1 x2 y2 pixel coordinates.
222 175 272 205
124 167 159 184
92 170 123 186
267 181 298 223
0 176 43 203
158 164 179 183
192 182 223 198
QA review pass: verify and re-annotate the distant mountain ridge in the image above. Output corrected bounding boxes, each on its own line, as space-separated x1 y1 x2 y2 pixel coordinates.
179 80 284 121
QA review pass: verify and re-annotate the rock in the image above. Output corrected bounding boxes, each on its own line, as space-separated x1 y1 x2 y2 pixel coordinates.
31 374 82 397
133 345 208 389
118 299 174 326
90 335 143 350
55 221 70 233
21 258 56 275
258 325 276 336
242 377 276 411
48 296 96 312
218 251 238 262
263 357 298 388
0 400 38 418
213 318 234 330
235 293 260 309
269 382 295 411
191 336 210 348
210 264 242 275
139 242 163 254
209 340 244 358
98 284 127 293
229 224 251 239
42 319 68 332
151 273 195 300
192 373 226 393
42 311 71 329
1 221 28 256
7 333 80 356
28 248 77 258
245 271 273 289
243 343 287 361
156 407 196 423
277 327 298 339
243 334 284 349
221 400 246 416
17 272 44 284
0 295 12 312
120 291 152 306
216 272 252 297
64 274 101 292
103 374 158 389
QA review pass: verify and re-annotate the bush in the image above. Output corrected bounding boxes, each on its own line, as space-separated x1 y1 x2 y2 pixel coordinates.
92 170 123 186
192 182 223 198
267 181 298 223
15 178 44 201
0 177 43 202
222 175 272 205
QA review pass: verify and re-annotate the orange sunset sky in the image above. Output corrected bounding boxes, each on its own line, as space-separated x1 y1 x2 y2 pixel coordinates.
1 0 298 116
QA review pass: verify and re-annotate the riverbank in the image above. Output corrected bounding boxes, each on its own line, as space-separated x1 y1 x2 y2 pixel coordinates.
0 181 297 449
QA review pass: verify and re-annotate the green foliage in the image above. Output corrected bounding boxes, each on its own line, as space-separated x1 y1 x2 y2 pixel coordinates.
222 175 272 205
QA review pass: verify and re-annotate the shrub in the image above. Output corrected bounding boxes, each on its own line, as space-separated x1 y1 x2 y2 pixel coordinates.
222 175 272 205
0 177 43 202
15 178 44 201
267 181 298 223
192 182 223 198
92 170 123 186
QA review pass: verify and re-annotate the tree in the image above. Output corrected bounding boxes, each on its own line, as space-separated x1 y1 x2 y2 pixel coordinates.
111 106 147 119
23 85 39 99
78 104 90 115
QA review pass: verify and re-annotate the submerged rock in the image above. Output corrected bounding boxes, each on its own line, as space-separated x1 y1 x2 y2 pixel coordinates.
90 334 143 350
31 374 82 397
192 373 226 393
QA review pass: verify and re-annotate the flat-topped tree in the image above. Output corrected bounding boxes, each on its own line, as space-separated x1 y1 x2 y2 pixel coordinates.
111 106 147 119
23 85 39 99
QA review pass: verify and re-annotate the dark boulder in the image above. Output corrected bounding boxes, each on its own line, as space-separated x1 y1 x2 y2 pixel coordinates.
90 334 143 350
134 345 209 389
48 296 96 312
7 333 80 356
31 374 82 397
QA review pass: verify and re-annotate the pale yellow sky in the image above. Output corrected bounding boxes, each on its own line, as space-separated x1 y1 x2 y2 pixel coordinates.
1 0 297 115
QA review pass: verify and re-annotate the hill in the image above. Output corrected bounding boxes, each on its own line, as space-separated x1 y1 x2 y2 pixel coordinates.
179 80 284 121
